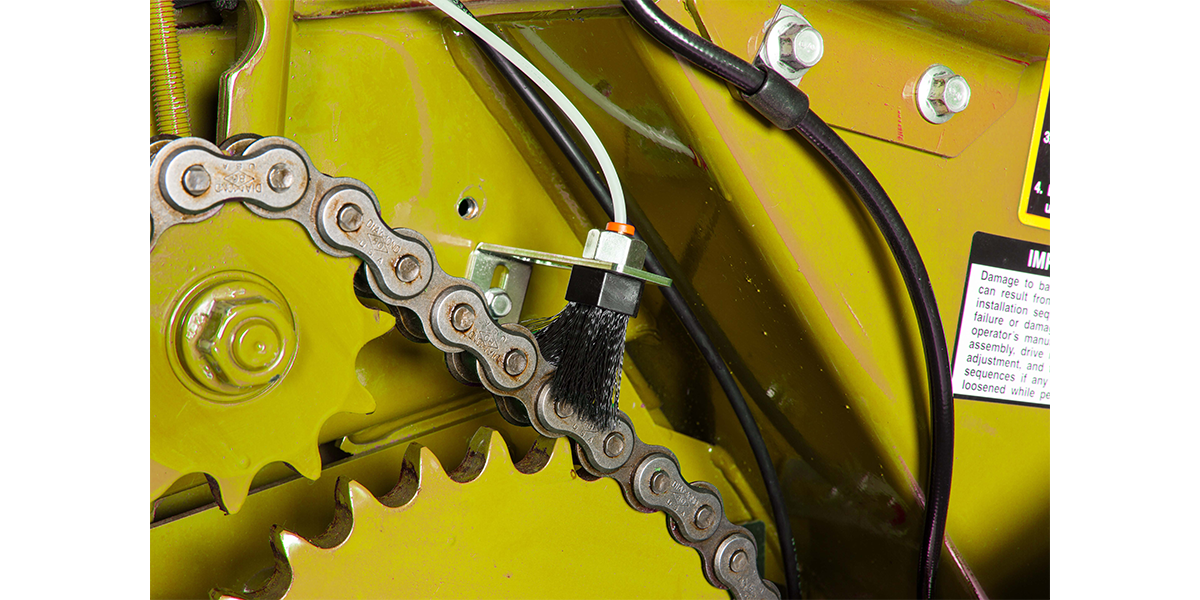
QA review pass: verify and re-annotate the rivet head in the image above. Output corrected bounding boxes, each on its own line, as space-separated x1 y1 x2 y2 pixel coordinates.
395 255 420 283
451 304 476 332
729 549 749 574
603 432 626 458
694 505 715 529
504 349 527 376
337 204 363 232
554 400 574 419
182 165 211 196
650 470 670 495
267 163 294 192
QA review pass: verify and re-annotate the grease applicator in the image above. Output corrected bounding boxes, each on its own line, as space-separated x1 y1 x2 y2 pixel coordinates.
534 222 649 430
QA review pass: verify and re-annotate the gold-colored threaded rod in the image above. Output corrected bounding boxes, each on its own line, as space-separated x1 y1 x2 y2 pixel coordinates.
150 0 191 136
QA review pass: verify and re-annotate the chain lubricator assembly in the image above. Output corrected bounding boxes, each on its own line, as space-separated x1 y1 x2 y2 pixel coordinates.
151 136 780 599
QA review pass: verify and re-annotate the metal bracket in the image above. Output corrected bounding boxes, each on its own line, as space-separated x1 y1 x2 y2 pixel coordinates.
466 246 533 324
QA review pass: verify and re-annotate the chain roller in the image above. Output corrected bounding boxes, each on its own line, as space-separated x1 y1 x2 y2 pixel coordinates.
150 136 781 599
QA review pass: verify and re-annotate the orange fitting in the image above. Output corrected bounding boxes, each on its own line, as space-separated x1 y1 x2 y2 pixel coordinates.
606 222 636 236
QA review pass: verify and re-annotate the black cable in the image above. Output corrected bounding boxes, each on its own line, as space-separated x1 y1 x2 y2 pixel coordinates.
621 0 765 94
620 1 955 597
794 111 954 600
454 8 801 599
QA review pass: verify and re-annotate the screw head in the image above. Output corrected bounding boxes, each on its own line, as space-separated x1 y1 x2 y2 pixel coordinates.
337 204 363 232
603 432 626 458
503 349 528 376
395 255 420 283
484 288 513 318
695 505 716 529
182 165 211 196
729 549 749 574
451 304 476 332
650 470 670 495
779 23 823 71
267 163 294 192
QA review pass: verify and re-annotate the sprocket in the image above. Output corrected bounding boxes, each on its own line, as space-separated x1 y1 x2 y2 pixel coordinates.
214 428 728 599
151 141 392 513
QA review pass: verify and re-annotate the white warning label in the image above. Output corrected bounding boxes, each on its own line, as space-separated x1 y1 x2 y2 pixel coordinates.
951 232 1050 407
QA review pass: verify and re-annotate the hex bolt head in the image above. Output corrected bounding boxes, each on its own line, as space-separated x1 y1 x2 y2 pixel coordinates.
451 304 476 332
729 549 749 574
695 505 716 529
337 204 363 232
267 163 294 192
916 65 971 124
395 255 421 283
484 288 513 318
182 165 211 196
504 349 528 376
649 470 670 495
554 400 574 419
603 432 626 458
779 23 824 71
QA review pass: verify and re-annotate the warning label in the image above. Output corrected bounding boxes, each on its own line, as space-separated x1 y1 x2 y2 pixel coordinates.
951 232 1050 408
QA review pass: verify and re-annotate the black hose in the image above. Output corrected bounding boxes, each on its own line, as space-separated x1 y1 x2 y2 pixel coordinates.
455 9 802 599
620 1 955 597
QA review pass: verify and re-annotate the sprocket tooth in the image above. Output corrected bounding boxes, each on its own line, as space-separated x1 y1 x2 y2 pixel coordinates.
446 427 512 483
207 473 255 515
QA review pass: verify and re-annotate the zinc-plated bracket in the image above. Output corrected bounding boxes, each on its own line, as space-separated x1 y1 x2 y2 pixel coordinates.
475 243 672 287
466 247 533 324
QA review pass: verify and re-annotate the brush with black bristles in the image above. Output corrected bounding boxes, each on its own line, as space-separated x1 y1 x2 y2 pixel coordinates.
532 222 649 430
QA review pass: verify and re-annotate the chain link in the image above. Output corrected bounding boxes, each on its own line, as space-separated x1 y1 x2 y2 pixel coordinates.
151 136 781 599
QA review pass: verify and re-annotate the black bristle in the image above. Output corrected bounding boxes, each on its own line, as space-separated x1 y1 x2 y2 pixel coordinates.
531 302 629 430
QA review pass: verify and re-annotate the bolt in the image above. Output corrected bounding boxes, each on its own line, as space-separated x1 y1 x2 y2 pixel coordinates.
182 165 211 196
267 163 294 192
554 400 574 419
729 549 749 574
396 255 420 283
650 470 670 495
484 288 513 318
917 65 972 123
504 349 527 376
695 505 716 529
778 23 824 71
337 204 363 232
603 432 626 458
451 304 476 332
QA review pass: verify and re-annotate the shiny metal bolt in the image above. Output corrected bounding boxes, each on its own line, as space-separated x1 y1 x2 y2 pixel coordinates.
729 549 749 574
778 23 824 71
695 505 716 529
484 288 513 318
649 470 670 495
451 304 476 332
916 64 972 124
603 432 626 458
554 400 574 419
267 163 294 192
337 204 363 232
504 349 528 376
395 255 420 283
182 165 211 196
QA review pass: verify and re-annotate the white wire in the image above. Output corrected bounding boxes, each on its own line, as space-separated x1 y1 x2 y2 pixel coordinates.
426 0 627 224
519 28 696 159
